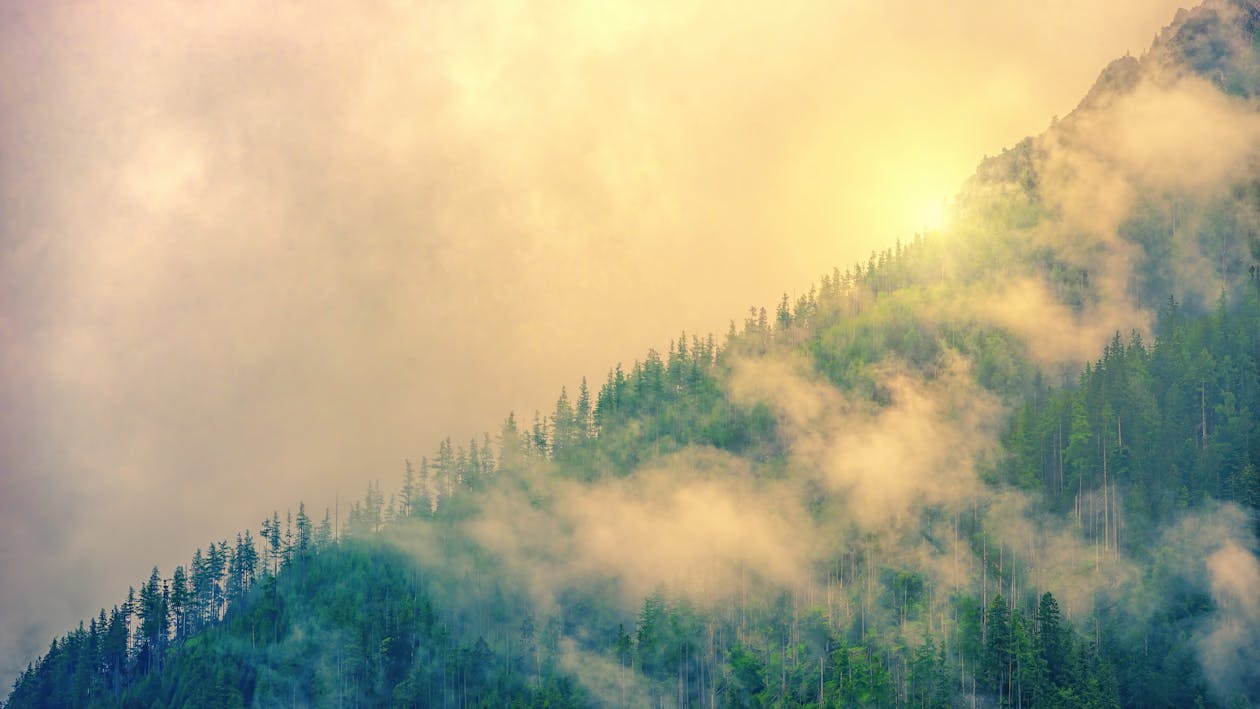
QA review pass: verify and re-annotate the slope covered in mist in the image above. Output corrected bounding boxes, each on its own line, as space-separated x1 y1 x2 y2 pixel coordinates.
8 1 1260 707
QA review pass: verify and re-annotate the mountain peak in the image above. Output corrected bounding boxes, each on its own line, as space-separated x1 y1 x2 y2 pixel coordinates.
1149 0 1260 95
1070 0 1260 116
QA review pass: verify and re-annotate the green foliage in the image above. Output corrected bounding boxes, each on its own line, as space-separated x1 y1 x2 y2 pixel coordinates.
1004 284 1260 540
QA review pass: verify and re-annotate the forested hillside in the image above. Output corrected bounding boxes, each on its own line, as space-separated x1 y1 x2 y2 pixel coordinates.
9 1 1260 707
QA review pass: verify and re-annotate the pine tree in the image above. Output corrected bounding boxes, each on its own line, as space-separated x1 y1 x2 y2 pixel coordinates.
1037 591 1068 688
401 459 416 518
576 377 593 440
136 567 167 675
417 457 433 514
480 432 496 479
315 508 333 547
983 594 1013 700
531 412 548 458
498 412 523 470
262 511 282 575
295 502 312 557
169 565 189 641
551 387 574 457
283 510 295 567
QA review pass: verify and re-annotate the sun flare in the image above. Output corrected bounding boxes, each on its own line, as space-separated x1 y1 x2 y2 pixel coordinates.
915 196 948 233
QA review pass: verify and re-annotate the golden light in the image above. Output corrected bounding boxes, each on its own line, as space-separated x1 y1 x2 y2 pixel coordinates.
917 196 948 233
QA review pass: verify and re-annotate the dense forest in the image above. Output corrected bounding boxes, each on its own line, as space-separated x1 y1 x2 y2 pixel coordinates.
9 1 1260 707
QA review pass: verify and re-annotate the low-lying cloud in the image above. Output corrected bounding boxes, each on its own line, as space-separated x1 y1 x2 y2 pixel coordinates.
466 449 813 610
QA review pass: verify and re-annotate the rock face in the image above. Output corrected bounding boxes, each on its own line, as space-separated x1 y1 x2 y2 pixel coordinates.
1075 56 1143 112
1152 0 1260 94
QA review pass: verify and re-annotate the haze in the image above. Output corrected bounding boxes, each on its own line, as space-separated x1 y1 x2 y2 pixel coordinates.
0 0 1187 687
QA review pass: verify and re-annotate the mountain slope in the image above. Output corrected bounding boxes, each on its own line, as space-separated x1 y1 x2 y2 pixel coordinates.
8 1 1260 707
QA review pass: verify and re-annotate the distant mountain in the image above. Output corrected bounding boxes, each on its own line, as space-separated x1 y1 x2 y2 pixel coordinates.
8 2 1260 707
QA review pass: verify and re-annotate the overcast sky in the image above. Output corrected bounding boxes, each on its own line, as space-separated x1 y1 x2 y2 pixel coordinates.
0 0 1188 687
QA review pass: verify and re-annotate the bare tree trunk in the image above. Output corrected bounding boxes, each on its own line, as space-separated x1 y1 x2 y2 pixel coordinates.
1103 438 1110 554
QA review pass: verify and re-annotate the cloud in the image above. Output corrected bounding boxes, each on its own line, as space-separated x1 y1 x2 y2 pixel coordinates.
932 68 1260 368
1036 73 1260 279
465 449 813 609
980 490 1137 618
723 350 1138 619
1103 504 1260 704
1200 539 1260 702
966 278 1146 367
558 638 656 708
0 0 1193 688
727 353 1001 532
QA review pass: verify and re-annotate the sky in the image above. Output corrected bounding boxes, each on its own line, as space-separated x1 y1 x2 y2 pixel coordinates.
0 0 1189 688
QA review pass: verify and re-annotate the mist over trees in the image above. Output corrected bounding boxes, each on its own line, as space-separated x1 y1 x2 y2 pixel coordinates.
9 1 1260 708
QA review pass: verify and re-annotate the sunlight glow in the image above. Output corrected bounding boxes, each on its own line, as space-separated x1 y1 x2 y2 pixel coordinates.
918 197 948 232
